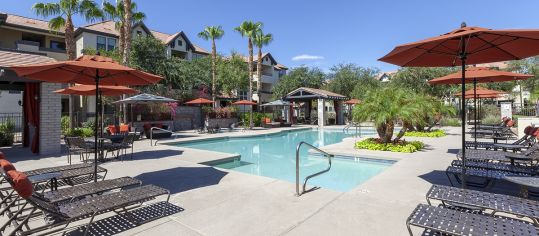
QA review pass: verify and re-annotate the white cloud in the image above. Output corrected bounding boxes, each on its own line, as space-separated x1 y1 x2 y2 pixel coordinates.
292 54 325 61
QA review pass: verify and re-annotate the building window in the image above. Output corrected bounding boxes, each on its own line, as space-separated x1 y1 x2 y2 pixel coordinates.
137 30 142 35
238 91 248 100
107 38 117 51
96 36 106 50
170 41 175 48
49 40 66 50
178 39 183 46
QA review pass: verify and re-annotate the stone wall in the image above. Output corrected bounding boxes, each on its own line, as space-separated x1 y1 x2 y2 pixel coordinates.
39 83 61 155
208 118 239 128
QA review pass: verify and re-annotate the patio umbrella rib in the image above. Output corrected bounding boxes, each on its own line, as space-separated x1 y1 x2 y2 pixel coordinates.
403 41 457 67
472 35 522 60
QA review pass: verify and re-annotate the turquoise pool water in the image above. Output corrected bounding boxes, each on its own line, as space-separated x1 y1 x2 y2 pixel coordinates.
176 129 395 192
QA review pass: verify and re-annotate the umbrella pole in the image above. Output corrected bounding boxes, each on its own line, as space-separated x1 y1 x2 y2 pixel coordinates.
460 41 467 188
473 79 477 148
94 70 99 183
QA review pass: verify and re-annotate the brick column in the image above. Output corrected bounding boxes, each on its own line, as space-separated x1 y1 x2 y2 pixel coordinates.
317 98 325 127
40 82 62 155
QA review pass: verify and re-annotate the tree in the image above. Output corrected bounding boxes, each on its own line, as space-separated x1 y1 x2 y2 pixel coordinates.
352 87 425 144
507 57 539 105
272 66 325 99
235 21 263 128
33 0 103 129
198 26 225 107
129 35 167 75
350 76 382 100
324 64 379 97
253 30 273 106
122 0 133 65
102 0 145 63
389 67 456 99
217 52 249 95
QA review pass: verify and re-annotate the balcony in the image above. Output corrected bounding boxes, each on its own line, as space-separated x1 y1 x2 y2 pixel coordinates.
253 74 278 85
15 40 67 61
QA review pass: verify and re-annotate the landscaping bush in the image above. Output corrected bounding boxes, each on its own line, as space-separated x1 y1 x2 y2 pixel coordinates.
61 116 70 135
241 112 272 127
354 138 424 153
0 120 15 146
481 115 501 126
65 128 94 137
404 129 446 138
440 117 460 127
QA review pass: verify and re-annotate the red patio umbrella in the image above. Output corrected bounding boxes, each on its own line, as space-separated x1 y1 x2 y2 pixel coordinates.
379 23 539 187
185 98 214 105
454 87 506 97
10 55 162 182
344 99 360 105
232 100 257 105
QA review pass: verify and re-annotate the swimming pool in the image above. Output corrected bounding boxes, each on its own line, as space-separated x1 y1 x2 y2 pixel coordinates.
176 129 395 192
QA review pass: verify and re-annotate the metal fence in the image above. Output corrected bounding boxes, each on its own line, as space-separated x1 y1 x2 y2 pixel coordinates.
0 113 23 143
513 104 537 117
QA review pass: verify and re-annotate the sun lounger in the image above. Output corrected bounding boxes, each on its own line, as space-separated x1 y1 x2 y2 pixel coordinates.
451 160 537 175
406 204 537 236
425 184 539 225
457 144 539 163
446 166 531 188
465 126 537 150
2 184 170 236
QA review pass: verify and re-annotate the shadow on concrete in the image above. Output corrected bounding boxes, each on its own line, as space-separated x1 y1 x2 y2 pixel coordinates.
64 201 183 236
130 149 184 161
418 170 453 186
446 149 460 154
134 166 228 194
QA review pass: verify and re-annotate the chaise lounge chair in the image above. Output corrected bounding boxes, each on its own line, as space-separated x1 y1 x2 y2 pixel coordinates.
446 165 532 188
406 204 537 236
464 126 537 150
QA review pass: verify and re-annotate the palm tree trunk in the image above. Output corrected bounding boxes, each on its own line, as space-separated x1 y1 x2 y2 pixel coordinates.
118 24 125 62
257 47 262 109
383 121 394 144
122 0 132 65
65 17 76 129
212 38 217 108
248 38 254 128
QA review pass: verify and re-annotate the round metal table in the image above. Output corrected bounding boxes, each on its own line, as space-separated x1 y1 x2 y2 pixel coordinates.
504 175 539 198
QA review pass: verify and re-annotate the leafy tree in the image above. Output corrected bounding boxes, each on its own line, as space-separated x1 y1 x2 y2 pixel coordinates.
235 21 263 128
129 35 167 75
353 87 425 144
350 76 382 100
81 48 121 62
217 53 249 95
324 64 379 97
198 26 225 106
272 66 325 99
102 0 145 63
33 0 103 129
253 30 273 106
507 57 539 104
390 67 456 99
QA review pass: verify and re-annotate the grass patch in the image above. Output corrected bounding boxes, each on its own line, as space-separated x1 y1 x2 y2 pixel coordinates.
404 129 446 138
354 138 424 153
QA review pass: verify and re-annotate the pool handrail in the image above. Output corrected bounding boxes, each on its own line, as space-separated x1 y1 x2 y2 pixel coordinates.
296 141 334 196
150 127 175 146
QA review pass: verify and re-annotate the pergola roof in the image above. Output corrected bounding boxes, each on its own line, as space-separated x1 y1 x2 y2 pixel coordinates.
284 87 348 101
114 93 177 104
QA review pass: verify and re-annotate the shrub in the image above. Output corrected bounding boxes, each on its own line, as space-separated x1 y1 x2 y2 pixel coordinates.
241 112 272 127
404 129 446 138
61 116 70 135
440 117 460 127
65 128 94 137
354 138 424 153
0 119 15 146
481 115 501 126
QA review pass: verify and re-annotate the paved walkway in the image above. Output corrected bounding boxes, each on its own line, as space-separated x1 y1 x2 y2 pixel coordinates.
1 126 517 236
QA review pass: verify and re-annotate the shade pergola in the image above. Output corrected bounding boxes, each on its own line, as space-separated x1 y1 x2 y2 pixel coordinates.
260 100 291 106
114 93 177 128
379 23 539 187
10 55 162 182
55 85 138 137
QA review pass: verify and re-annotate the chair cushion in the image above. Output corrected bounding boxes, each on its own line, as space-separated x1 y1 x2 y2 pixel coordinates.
7 170 33 199
143 123 152 131
120 124 129 133
108 125 118 135
0 159 15 172
524 126 533 135
507 120 514 127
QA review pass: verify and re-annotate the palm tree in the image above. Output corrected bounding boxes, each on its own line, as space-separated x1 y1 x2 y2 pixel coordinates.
253 31 273 107
353 87 425 143
234 21 262 128
198 26 224 107
122 0 132 65
102 0 145 63
33 0 103 129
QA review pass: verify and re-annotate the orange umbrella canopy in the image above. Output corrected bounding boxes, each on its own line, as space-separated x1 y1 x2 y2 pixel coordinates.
429 67 532 84
233 100 257 105
462 93 502 99
10 55 162 85
55 84 138 96
185 98 214 105
344 99 360 105
454 87 506 97
379 25 539 67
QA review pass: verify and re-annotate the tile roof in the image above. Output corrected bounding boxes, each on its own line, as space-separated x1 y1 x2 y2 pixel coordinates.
193 44 209 54
0 13 64 34
0 49 56 68
80 20 119 36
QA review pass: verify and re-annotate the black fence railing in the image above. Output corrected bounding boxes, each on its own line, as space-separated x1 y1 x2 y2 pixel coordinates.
0 113 23 143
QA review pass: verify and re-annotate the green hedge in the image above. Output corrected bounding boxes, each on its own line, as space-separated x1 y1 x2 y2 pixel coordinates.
354 138 424 153
404 129 446 138
65 128 94 137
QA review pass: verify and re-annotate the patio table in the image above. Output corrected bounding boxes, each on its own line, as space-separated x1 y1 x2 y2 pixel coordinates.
85 137 112 162
504 176 539 198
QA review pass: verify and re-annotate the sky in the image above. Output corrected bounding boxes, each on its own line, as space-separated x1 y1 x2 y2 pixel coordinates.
3 0 539 72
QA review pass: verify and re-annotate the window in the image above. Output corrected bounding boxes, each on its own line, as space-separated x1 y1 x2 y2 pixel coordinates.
177 39 183 46
49 40 66 50
137 30 142 35
238 91 248 100
21 33 45 47
107 38 117 51
170 41 175 48
96 36 106 50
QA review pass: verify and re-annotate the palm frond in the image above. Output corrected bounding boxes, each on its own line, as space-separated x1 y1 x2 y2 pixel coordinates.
48 16 66 31
32 2 61 18
79 0 103 22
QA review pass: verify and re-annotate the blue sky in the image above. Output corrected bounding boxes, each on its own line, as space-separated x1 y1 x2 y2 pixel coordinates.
3 0 539 72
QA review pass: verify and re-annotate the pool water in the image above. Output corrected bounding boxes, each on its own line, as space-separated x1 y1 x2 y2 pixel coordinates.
176 129 394 192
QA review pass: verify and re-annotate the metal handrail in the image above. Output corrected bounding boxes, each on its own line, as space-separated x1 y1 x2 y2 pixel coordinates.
296 141 334 196
150 127 174 146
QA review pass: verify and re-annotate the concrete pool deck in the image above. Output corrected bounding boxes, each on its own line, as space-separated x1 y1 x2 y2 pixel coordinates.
1 126 519 235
